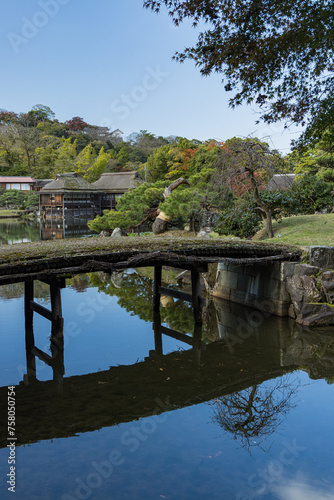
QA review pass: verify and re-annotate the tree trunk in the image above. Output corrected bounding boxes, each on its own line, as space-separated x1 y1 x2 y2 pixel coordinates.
265 209 274 239
152 218 168 234
249 171 274 238
163 178 189 197
134 208 159 228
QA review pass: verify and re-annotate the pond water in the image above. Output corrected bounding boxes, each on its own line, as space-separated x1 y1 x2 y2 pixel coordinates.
0 267 334 500
0 218 93 244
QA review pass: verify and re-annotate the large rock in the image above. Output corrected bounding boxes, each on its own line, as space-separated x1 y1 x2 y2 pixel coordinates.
197 230 210 238
309 246 334 268
111 227 122 237
293 264 319 277
287 274 323 317
197 227 212 238
296 303 334 327
321 270 334 304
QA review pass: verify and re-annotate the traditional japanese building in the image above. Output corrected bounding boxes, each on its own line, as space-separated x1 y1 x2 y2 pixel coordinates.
0 176 35 191
32 179 53 192
92 171 142 211
39 173 100 220
39 171 142 219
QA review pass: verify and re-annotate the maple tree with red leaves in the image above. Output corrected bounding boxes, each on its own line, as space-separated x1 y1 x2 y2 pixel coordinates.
209 138 283 238
65 116 88 132
0 111 19 125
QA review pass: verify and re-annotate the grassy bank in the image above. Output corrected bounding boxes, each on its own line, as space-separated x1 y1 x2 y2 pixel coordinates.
253 214 334 246
0 209 20 218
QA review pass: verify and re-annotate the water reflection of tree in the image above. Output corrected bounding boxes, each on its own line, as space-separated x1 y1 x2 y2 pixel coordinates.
0 268 196 331
88 270 195 332
67 274 91 293
210 375 299 451
0 280 50 301
0 220 40 244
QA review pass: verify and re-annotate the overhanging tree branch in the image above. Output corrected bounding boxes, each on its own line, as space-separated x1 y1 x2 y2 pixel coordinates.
143 0 334 148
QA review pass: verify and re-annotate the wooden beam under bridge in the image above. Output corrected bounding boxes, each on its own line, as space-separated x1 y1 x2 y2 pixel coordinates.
152 262 207 327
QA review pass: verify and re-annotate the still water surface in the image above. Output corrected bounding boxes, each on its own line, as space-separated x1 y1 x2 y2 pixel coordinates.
0 268 334 500
0 218 93 244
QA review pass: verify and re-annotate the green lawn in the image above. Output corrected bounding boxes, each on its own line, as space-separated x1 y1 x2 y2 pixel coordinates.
0 209 20 218
253 213 334 246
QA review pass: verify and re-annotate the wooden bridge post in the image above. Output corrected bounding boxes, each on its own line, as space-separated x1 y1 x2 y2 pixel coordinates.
191 269 203 324
153 311 163 356
50 281 65 383
153 265 162 312
193 322 203 366
24 281 33 331
24 280 36 384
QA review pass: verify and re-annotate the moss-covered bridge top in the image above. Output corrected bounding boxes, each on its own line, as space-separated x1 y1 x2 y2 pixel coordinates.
0 234 301 284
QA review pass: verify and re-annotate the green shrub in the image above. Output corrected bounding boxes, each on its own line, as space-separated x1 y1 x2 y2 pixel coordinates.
87 210 134 233
215 205 262 239
260 174 334 219
260 189 300 219
291 174 334 213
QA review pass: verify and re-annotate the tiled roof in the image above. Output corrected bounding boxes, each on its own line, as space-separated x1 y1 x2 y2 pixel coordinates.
34 179 53 187
92 171 142 192
42 173 95 192
0 177 35 183
267 174 296 190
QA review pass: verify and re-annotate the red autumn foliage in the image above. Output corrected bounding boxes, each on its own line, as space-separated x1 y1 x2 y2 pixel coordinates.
65 116 88 131
229 170 265 197
0 111 19 125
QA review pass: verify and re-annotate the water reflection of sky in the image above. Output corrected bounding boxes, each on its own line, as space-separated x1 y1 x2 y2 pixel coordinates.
1 380 334 500
273 480 334 500
0 274 334 500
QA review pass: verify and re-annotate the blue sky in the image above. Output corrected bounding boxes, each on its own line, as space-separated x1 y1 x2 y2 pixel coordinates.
1 0 302 153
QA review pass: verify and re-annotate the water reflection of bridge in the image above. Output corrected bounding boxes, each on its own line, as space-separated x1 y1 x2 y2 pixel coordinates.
1 271 334 449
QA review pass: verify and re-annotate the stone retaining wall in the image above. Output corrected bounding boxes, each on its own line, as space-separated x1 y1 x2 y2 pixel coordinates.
210 246 334 327
211 261 296 317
